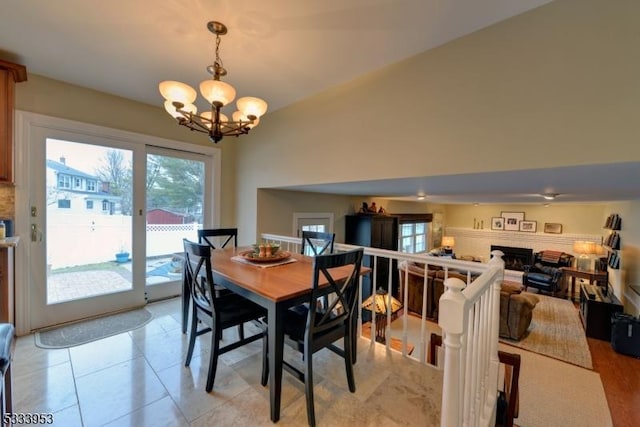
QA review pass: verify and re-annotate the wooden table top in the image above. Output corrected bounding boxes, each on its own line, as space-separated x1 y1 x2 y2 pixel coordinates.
211 247 369 303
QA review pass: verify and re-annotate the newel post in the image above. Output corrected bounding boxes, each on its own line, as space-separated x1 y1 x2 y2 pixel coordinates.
488 250 505 358
438 277 467 427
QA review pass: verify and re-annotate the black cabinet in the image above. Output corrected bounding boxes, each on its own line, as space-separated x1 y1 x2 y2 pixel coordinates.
345 215 399 297
579 283 623 341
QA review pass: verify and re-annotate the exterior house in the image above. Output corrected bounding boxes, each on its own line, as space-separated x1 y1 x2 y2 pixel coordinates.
45 157 121 215
146 208 193 224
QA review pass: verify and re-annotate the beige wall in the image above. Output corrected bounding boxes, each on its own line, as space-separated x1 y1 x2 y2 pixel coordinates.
444 204 606 235
236 0 640 242
13 74 238 226
255 191 438 243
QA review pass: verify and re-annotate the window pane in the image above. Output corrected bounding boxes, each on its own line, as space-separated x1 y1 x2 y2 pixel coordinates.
416 223 425 234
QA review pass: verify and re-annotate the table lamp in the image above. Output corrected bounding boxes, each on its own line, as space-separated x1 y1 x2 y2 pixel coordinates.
441 236 455 255
573 240 596 271
362 289 403 343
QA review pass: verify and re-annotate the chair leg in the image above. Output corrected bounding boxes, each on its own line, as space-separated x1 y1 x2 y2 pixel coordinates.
344 334 356 393
206 325 221 392
304 346 316 427
185 307 198 367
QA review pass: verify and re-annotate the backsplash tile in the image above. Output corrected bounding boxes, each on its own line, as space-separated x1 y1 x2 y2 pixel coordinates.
0 186 15 218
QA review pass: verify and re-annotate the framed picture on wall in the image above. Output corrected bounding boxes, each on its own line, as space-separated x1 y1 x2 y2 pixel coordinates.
519 220 537 232
501 211 524 231
491 217 504 230
544 223 562 234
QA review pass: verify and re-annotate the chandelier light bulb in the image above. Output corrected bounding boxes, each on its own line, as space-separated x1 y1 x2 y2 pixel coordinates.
159 81 197 104
237 96 268 118
200 79 236 106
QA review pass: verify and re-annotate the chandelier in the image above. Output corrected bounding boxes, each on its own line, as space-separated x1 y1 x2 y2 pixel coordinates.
159 21 268 143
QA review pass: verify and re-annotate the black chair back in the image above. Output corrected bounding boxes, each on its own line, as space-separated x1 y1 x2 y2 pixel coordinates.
183 239 216 314
301 230 335 256
307 248 363 339
198 228 237 250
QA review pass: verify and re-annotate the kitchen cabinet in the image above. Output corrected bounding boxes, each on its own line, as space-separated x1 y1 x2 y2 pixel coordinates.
0 59 27 183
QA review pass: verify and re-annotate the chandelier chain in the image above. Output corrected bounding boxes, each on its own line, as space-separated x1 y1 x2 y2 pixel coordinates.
214 33 223 77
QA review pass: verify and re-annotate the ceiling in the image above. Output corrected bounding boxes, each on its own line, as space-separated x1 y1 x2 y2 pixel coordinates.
2 0 638 205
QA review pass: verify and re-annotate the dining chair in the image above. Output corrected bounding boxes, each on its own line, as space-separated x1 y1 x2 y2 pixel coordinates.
0 323 15 424
300 230 335 257
182 238 266 392
300 230 337 319
198 228 237 250
261 248 364 427
181 228 238 334
428 333 521 427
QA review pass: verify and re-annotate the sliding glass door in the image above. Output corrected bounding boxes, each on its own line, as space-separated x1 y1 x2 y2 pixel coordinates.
29 134 146 330
144 147 209 301
20 112 218 331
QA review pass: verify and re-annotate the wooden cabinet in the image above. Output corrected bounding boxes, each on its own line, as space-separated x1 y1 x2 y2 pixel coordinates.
0 59 27 184
580 283 623 341
345 214 399 296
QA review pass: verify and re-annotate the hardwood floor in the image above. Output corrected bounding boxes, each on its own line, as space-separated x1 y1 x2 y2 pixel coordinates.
589 337 640 427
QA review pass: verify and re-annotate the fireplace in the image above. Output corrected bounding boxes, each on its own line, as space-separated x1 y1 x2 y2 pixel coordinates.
490 245 533 271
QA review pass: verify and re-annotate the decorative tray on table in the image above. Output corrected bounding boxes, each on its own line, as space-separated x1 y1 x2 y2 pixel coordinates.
239 250 291 263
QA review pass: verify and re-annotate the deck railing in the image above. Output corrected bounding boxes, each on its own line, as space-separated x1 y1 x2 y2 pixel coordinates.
261 233 504 427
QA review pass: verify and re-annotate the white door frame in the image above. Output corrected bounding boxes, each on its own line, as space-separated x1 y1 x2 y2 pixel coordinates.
292 212 334 237
13 111 220 334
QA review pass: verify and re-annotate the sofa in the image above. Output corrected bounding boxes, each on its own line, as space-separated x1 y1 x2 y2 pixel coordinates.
398 261 470 320
522 250 574 296
499 282 539 340
398 262 539 340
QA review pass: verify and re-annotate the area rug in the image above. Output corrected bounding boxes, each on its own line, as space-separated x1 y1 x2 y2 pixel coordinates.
500 293 593 369
35 308 153 349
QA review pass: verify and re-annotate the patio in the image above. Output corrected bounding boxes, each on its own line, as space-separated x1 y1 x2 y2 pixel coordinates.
47 256 177 304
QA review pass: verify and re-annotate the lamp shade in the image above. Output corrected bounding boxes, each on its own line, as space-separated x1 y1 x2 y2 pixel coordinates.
362 289 402 315
159 81 197 104
573 240 596 255
199 79 236 106
236 96 268 118
441 236 455 248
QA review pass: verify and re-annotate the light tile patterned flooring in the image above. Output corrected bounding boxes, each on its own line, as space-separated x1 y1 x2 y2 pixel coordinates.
12 297 443 427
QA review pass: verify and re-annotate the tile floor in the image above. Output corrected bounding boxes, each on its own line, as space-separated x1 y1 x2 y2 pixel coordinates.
12 297 443 427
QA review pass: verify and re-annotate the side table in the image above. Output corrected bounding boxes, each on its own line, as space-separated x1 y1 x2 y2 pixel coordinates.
561 267 608 301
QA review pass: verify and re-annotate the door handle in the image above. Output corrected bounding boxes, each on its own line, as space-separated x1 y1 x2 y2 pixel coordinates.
31 224 42 242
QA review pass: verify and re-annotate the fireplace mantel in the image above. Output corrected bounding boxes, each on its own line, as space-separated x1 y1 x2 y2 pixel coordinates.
445 227 600 263
445 227 601 284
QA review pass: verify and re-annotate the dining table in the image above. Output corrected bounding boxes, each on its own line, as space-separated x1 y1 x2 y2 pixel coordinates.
193 246 368 423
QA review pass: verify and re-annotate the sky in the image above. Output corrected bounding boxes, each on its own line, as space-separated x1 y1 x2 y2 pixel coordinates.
46 138 132 175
